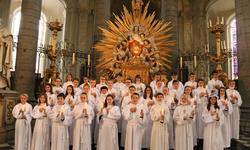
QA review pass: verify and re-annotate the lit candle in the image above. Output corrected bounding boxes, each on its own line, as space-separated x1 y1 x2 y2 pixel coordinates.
160 108 165 115
193 55 197 68
21 104 26 112
223 40 227 50
87 54 91 66
209 20 212 27
180 56 183 68
72 52 76 65
221 17 224 25
49 78 52 83
221 41 224 50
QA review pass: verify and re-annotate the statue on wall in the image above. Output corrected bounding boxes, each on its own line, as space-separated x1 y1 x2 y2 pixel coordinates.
0 25 13 89
95 0 175 80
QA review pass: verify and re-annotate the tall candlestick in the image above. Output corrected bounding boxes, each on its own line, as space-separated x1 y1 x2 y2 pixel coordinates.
180 56 183 69
72 52 76 65
87 54 91 66
209 20 212 27
194 55 197 68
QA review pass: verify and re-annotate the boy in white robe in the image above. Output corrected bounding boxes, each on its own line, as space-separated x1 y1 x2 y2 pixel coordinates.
71 92 94 150
207 71 224 95
150 92 170 150
132 75 146 96
31 93 50 150
53 78 65 95
184 73 197 89
63 73 74 90
169 80 183 101
12 93 32 150
226 80 242 139
123 93 147 150
152 80 165 95
173 95 195 150
193 79 208 139
96 75 107 91
150 72 161 89
168 72 184 90
202 95 224 150
97 94 121 150
49 93 72 150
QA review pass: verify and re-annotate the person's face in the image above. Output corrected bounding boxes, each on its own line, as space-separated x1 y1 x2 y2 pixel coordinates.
190 75 196 81
156 81 162 87
45 85 51 92
155 75 161 81
67 87 73 94
117 76 123 82
106 96 114 105
83 86 89 93
20 95 27 104
163 87 169 94
125 80 131 86
172 82 179 89
172 75 178 80
213 73 218 79
73 80 79 87
55 79 61 86
90 80 96 87
57 97 64 105
129 87 136 94
184 87 192 95
100 77 106 83
156 95 164 102
101 89 108 94
39 95 46 104
198 81 204 87
145 88 151 94
107 81 113 87
219 88 225 96
135 78 141 83
83 77 89 83
180 96 188 104
131 95 139 104
67 75 72 81
80 94 87 103
210 97 217 105
228 81 235 88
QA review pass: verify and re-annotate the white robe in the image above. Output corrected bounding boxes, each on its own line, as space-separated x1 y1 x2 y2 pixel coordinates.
150 102 170 150
123 103 147 150
168 80 184 90
133 82 146 96
46 92 57 106
202 106 224 150
49 104 72 150
163 95 175 149
226 88 242 139
193 87 208 139
31 104 50 150
52 86 65 95
12 103 32 150
97 106 121 150
184 81 197 89
218 98 233 148
63 81 74 90
140 97 154 148
207 79 224 95
71 102 94 150
173 104 194 150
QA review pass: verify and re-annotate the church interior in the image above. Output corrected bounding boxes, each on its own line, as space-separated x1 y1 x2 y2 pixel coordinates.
0 0 250 149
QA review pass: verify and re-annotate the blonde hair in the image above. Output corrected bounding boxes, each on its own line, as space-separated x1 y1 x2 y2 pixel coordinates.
19 93 29 99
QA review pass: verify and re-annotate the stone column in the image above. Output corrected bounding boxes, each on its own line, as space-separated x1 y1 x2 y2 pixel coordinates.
161 0 178 73
15 0 42 99
235 0 250 106
0 0 11 28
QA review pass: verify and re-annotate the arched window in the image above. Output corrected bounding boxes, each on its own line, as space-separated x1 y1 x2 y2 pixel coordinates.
11 8 46 76
229 19 238 79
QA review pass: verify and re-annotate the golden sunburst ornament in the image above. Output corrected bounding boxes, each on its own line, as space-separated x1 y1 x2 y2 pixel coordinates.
95 0 175 78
